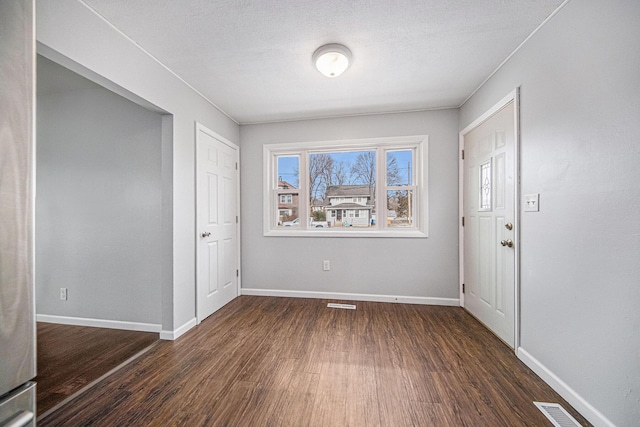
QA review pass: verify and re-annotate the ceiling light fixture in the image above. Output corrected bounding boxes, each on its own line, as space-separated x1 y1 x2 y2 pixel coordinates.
312 44 352 78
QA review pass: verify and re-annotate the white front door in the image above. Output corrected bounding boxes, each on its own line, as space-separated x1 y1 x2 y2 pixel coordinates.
196 124 239 323
462 96 517 348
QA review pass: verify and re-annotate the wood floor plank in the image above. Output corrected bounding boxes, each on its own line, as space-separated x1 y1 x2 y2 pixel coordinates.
271 370 320 427
308 350 349 426
345 351 381 427
39 296 592 427
238 358 296 426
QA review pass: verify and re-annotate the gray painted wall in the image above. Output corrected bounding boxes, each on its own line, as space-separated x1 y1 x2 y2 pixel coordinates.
36 57 163 324
240 109 460 299
37 0 240 333
460 0 640 425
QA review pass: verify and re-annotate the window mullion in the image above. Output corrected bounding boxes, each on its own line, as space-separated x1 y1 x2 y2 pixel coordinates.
271 154 278 229
299 150 310 229
377 146 386 230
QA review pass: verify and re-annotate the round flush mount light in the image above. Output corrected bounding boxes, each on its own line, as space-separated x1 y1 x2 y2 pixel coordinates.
312 44 352 78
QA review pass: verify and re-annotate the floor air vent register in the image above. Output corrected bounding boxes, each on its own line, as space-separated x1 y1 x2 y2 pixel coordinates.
327 303 356 310
534 402 582 427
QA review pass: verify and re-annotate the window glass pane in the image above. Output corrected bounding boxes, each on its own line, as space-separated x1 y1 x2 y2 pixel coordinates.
386 150 413 186
387 190 414 227
276 155 300 227
277 155 299 189
309 150 376 229
479 160 492 211
276 193 299 227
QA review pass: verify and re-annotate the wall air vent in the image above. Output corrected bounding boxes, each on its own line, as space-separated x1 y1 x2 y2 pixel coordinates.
533 402 582 427
327 303 356 310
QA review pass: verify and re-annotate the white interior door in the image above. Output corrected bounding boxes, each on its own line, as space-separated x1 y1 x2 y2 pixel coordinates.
196 124 239 323
462 98 517 348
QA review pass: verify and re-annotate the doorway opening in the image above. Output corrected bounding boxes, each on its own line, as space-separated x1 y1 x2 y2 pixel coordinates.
35 55 171 416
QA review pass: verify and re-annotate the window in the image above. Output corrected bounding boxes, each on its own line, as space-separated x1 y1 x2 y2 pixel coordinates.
263 136 428 237
386 149 415 228
275 156 299 225
479 159 492 211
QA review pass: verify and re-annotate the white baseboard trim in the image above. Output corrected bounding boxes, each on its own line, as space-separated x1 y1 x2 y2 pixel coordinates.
160 317 197 341
517 347 615 427
240 288 459 306
36 314 161 333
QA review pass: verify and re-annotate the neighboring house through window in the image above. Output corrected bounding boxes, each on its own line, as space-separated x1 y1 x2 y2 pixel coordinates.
276 176 299 224
324 185 373 227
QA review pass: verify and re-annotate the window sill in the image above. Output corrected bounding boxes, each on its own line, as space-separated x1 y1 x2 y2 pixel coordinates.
264 229 428 238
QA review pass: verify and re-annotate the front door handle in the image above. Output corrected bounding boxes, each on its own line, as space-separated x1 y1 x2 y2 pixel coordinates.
201 232 211 238
500 239 513 248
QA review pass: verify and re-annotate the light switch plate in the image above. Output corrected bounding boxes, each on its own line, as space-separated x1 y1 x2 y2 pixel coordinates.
524 194 540 212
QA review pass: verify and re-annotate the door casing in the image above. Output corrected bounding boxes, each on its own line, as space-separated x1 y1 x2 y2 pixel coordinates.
459 88 520 351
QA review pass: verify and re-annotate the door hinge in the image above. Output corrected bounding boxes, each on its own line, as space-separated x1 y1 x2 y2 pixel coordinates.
235 162 238 170
236 215 239 224
462 283 465 294
236 269 239 277
462 216 465 227
461 149 465 160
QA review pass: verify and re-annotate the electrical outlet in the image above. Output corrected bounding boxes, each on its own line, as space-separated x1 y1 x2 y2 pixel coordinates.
60 287 68 301
323 260 330 271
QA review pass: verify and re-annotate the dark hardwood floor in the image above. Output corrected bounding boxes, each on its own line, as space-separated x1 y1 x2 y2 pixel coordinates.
39 296 591 426
36 322 158 415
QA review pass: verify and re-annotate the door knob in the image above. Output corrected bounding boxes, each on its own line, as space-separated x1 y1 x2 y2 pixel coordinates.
201 232 211 238
500 239 513 248
505 223 513 230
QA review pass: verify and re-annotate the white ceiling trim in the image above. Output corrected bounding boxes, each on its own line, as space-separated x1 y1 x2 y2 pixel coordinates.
239 104 459 126
77 0 239 125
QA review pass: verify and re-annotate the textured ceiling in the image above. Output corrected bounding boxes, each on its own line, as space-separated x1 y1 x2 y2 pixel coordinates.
81 0 565 124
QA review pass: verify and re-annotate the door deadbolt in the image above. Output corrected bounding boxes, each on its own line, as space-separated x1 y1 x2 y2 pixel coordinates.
505 223 513 230
201 232 211 238
500 239 513 248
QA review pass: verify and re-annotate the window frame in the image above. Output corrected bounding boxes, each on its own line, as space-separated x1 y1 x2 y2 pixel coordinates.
263 135 429 238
